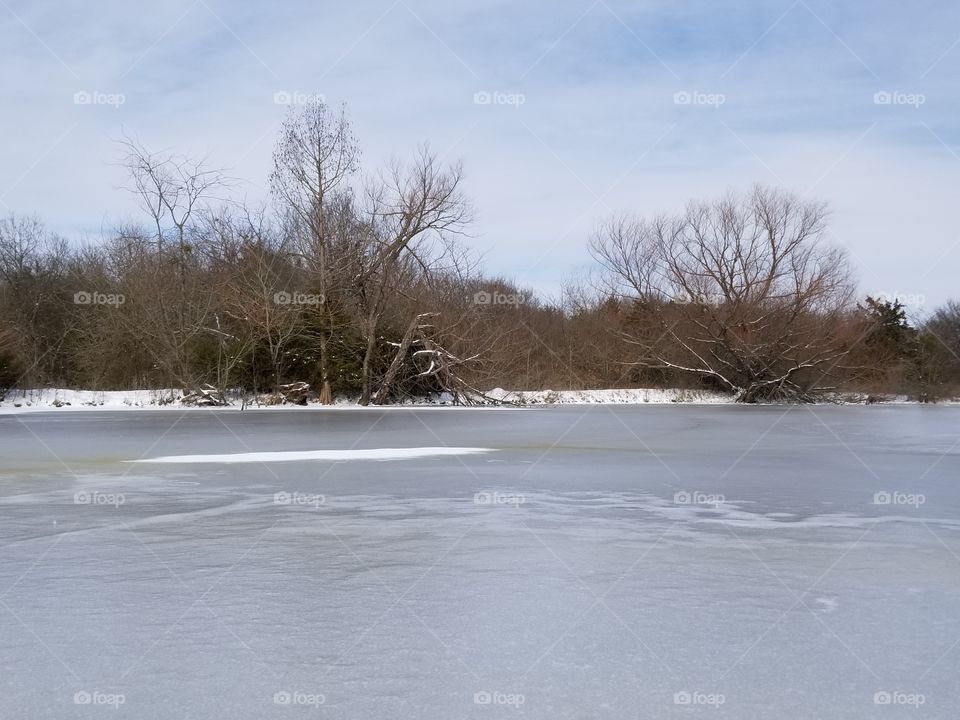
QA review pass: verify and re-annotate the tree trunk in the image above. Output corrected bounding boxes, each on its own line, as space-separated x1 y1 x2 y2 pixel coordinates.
359 313 378 406
318 331 332 405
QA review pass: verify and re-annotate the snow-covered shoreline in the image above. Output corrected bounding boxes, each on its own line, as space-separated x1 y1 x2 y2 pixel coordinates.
0 387 731 413
1 387 955 414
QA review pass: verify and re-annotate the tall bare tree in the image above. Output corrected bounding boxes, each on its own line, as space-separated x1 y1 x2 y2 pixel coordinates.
270 102 359 403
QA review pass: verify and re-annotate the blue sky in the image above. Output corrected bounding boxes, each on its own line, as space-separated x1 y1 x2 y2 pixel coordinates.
1 0 958 311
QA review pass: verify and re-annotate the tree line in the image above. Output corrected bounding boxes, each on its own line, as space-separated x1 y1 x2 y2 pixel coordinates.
1 103 958 404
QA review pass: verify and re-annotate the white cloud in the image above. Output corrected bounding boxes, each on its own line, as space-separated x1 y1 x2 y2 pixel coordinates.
1 0 958 309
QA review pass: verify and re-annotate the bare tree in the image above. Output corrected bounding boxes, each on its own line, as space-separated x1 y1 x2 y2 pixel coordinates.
590 186 856 402
588 215 660 300
0 215 72 387
351 148 471 404
270 102 359 403
121 138 229 395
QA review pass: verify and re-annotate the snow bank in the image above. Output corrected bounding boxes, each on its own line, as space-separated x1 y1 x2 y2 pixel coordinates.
484 387 733 405
0 386 734 412
130 447 494 464
0 388 364 413
2 386 954 413
0 388 185 413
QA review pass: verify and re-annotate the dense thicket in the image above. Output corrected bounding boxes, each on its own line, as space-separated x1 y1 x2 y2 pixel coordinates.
1 104 958 403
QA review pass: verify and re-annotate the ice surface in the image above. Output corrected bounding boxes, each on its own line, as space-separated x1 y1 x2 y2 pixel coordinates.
1 405 958 719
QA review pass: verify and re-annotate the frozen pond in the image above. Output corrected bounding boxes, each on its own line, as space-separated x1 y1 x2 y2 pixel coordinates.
1 405 958 718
